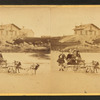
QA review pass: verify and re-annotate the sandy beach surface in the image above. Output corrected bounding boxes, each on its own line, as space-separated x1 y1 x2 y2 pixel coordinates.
1 51 100 94
0 73 51 94
51 51 100 94
0 53 51 94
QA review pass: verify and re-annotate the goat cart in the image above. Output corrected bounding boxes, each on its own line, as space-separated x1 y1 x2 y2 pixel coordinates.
63 60 99 73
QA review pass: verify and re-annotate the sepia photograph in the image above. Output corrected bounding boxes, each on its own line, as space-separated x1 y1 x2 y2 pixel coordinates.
0 7 51 94
1 5 100 95
50 6 100 94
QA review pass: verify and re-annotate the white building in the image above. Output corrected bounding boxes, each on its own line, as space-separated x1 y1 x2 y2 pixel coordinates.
73 24 100 36
0 23 34 43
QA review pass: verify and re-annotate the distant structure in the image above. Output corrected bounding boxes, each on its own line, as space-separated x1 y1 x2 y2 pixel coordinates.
0 23 34 43
20 28 34 38
73 24 100 36
41 36 51 38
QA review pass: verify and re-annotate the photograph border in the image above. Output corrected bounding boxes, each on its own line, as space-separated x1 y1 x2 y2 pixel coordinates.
0 5 100 96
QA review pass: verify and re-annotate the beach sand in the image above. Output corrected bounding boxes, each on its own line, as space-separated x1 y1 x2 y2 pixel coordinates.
1 51 100 94
0 53 51 94
51 51 100 94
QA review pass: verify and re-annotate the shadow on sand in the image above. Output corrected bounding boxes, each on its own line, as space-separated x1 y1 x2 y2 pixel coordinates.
30 51 50 60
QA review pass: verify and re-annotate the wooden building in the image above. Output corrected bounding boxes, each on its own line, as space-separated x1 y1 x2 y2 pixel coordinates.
0 23 34 43
20 28 34 38
73 24 100 36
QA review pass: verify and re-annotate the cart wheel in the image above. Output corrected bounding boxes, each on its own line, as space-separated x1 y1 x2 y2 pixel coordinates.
73 65 78 71
85 68 90 73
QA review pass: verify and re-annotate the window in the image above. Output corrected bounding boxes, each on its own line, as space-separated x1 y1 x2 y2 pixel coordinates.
85 30 87 35
90 31 92 35
1 30 3 34
0 30 3 38
15 31 17 36
94 31 96 35
75 31 77 35
12 31 13 35
80 30 82 35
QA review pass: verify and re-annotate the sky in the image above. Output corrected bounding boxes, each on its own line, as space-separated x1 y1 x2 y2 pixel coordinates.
0 6 100 37
0 7 50 37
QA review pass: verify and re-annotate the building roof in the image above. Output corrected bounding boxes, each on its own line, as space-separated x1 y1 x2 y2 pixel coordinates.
0 23 21 30
11 24 21 30
74 23 100 30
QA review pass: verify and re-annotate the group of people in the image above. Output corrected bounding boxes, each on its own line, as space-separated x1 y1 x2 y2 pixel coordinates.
57 49 100 73
57 49 82 71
